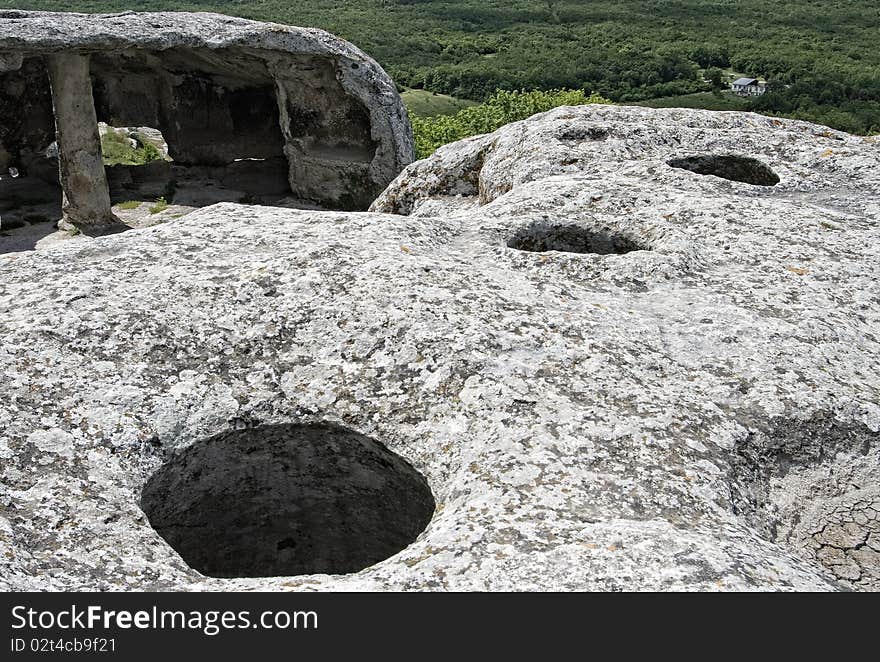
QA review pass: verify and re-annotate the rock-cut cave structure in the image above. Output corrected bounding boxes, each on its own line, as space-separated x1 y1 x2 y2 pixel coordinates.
0 11 414 233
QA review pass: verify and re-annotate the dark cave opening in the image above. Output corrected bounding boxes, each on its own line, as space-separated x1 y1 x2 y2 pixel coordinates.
90 53 292 207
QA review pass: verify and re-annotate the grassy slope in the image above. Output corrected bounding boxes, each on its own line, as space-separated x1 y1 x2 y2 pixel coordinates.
401 89 478 117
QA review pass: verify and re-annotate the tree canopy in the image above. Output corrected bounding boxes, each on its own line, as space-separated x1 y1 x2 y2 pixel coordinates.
6 1 879 134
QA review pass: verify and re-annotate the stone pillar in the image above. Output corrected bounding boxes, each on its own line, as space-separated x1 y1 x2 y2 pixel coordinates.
45 52 120 233
271 73 305 199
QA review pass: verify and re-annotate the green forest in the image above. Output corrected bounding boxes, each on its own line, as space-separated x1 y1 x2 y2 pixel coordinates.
5 0 880 135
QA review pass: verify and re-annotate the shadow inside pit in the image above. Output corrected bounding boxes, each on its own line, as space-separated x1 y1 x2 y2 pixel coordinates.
667 154 780 186
140 422 436 578
508 222 647 255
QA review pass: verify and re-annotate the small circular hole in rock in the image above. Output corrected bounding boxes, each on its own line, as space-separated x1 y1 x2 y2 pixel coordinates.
140 423 436 578
507 223 647 255
667 154 780 186
556 126 610 142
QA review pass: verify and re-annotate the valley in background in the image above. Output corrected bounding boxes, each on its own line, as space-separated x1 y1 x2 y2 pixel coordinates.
5 1 878 148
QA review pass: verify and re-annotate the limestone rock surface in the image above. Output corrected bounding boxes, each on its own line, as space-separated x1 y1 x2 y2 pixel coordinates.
1 105 879 591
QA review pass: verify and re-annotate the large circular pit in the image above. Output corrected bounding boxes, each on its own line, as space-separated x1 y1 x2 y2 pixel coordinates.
141 423 436 578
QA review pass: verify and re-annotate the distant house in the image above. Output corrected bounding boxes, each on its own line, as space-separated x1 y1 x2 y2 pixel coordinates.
731 77 767 96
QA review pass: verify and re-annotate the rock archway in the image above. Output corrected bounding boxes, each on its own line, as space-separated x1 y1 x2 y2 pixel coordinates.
0 11 414 235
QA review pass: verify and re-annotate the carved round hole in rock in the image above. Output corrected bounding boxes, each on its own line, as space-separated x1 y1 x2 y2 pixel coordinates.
507 222 647 255
556 126 610 142
667 154 779 186
140 423 435 578
728 412 879 590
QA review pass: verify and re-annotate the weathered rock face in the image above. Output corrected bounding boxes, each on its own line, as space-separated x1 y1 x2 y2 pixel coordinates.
1 105 879 591
0 10 413 231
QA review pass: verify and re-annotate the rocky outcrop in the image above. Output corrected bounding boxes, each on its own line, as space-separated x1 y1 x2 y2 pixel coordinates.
0 10 414 233
1 105 878 591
